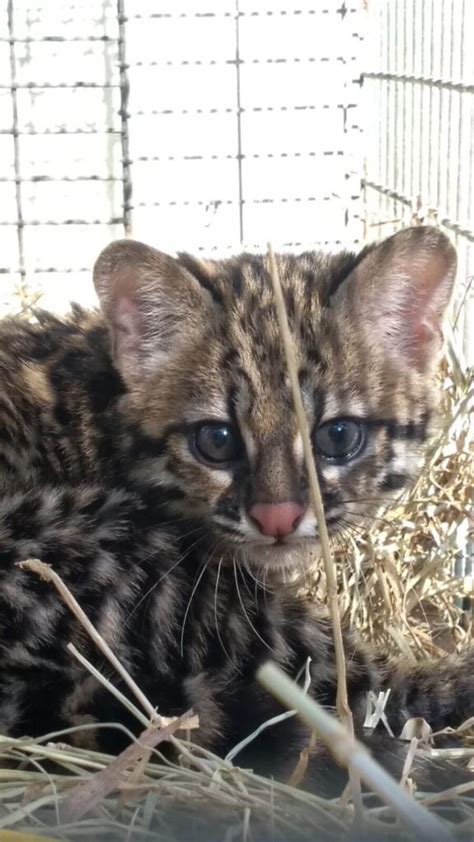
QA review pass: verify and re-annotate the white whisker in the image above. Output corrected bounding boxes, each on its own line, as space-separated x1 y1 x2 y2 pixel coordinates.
233 556 273 653
180 556 211 658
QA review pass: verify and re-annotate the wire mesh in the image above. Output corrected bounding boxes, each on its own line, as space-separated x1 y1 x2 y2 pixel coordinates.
0 0 472 365
0 0 365 314
123 1 365 254
363 0 473 366
0 0 127 312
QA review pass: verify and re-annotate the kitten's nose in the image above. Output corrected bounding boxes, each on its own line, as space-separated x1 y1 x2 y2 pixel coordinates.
249 502 305 538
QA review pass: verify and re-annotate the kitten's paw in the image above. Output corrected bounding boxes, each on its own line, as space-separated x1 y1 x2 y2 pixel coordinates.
387 647 474 733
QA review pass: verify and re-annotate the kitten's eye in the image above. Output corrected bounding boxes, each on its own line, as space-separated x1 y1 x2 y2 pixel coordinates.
314 418 365 461
193 422 241 466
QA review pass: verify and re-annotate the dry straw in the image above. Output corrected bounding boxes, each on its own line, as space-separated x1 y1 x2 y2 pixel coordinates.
266 243 351 726
257 663 453 842
266 242 364 821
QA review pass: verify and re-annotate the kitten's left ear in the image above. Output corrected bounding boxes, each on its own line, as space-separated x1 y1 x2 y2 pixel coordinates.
333 226 457 370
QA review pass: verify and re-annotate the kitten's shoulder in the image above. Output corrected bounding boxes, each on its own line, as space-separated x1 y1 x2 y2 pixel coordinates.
0 305 121 485
0 304 112 420
0 304 103 363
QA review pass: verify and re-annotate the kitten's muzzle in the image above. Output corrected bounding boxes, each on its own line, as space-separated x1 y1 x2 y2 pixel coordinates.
248 502 306 538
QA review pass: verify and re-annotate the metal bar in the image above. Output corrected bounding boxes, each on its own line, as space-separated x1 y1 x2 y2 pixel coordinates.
7 0 25 282
386 1 392 225
0 7 359 19
0 129 119 136
400 0 407 200
435 0 443 214
364 180 413 208
234 0 244 245
126 9 359 19
186 240 353 251
364 71 474 94
427 0 434 206
440 219 474 243
392 0 399 225
0 219 124 226
0 176 123 183
0 267 91 274
446 0 456 235
0 148 346 159
127 104 358 116
0 83 120 90
363 180 474 242
131 57 358 67
455 0 466 248
0 36 116 43
418 0 425 206
132 196 358 206
117 0 133 235
374 0 383 229
469 80 474 256
131 152 345 162
409 0 416 209
0 194 361 227
0 267 95 274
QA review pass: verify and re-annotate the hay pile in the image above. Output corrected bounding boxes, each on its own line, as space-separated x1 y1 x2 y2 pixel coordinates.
0 264 471 841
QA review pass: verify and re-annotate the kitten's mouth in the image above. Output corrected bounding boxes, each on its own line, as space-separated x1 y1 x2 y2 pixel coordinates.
240 536 318 572
217 512 344 570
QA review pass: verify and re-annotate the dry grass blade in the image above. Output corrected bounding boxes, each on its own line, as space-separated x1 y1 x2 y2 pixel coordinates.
257 661 455 842
61 712 193 822
266 244 350 725
267 243 363 820
18 559 160 724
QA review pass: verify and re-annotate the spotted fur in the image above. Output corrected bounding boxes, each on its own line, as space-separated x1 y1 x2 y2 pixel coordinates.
0 226 471 793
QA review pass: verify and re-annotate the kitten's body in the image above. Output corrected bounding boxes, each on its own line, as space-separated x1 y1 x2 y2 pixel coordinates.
0 227 471 793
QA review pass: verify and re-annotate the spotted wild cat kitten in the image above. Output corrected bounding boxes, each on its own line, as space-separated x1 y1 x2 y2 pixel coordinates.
0 225 471 791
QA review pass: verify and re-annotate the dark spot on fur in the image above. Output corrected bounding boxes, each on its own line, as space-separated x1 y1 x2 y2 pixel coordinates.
380 472 409 491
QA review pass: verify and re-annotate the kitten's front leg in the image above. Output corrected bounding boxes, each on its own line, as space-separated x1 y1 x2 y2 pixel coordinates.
382 648 474 734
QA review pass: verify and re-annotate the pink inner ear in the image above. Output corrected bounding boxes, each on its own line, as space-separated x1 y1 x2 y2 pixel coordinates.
336 228 456 372
113 296 141 361
392 249 453 366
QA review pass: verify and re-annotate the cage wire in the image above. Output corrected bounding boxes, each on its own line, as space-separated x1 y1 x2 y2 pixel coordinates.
0 1 472 569
0 1 471 341
363 0 473 367
0 0 366 313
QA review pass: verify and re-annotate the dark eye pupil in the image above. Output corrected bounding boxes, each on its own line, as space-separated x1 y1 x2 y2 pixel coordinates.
314 418 364 461
328 421 348 445
210 428 230 451
194 423 240 465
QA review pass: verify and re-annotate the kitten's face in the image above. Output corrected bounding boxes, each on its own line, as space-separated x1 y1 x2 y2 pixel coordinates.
94 228 456 571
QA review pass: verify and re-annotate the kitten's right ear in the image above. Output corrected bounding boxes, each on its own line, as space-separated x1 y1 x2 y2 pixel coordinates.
93 240 211 387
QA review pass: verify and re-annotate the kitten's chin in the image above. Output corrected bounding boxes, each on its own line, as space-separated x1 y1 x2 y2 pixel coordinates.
240 540 318 573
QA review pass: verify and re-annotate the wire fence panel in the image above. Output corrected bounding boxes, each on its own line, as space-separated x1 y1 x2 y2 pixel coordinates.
1 0 472 361
0 0 126 314
0 0 365 314
124 1 365 255
363 0 473 365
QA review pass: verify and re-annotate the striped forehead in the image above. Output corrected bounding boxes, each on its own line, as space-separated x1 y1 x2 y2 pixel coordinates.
229 349 298 447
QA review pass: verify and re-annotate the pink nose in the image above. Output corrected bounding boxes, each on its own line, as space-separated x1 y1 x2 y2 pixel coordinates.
249 502 305 538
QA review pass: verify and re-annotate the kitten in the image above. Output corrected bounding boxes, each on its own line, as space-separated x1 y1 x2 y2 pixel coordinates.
0 226 471 793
